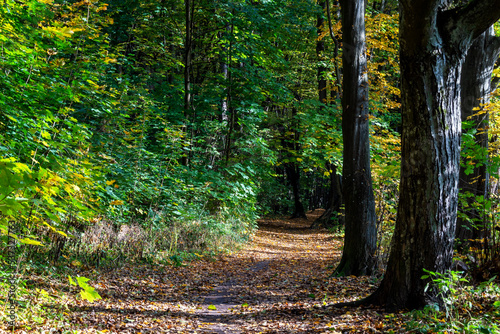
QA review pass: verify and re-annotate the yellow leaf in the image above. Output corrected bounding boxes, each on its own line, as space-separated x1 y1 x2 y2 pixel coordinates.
110 200 124 205
41 131 51 139
106 180 116 185
19 238 43 246
71 260 82 267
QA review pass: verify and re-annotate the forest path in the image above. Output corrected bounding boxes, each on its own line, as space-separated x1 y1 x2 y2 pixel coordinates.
194 211 340 333
68 211 388 333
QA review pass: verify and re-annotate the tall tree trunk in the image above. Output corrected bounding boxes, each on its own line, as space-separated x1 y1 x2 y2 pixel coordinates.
282 102 307 220
457 26 500 250
334 0 377 276
183 0 193 166
317 1 328 105
358 0 500 310
286 163 307 219
220 22 233 164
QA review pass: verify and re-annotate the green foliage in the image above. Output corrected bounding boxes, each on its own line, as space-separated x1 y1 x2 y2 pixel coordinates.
68 275 101 302
459 103 500 271
422 269 469 319
0 269 72 329
0 0 104 254
405 271 500 333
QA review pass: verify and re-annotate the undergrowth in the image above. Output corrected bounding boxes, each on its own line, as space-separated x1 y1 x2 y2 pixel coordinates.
0 258 97 333
29 205 257 270
405 271 500 333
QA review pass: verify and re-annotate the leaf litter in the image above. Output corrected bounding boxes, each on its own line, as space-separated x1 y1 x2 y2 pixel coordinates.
8 210 464 333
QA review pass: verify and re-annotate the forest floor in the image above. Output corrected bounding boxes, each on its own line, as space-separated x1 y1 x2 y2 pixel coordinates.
14 211 415 333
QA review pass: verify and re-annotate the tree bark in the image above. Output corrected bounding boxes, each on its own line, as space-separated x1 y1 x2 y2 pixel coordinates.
359 0 500 310
334 0 377 276
457 27 500 250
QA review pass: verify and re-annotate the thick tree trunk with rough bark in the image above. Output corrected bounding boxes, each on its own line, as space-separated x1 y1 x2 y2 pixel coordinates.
334 0 377 276
457 26 500 249
361 0 500 310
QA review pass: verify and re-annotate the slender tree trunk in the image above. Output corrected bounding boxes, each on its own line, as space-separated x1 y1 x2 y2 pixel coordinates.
282 103 307 219
311 164 343 228
312 1 343 228
317 1 328 105
286 163 307 219
184 0 192 116
221 28 229 124
357 0 500 310
457 26 500 250
326 0 342 100
220 22 233 164
183 0 193 166
334 0 377 277
373 0 386 13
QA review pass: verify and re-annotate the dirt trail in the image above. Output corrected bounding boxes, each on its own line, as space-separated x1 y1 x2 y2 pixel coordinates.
194 210 342 333
65 211 388 333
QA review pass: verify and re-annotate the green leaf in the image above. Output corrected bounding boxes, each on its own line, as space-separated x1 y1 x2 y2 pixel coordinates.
76 276 91 288
68 275 77 286
69 276 101 302
79 289 101 303
207 304 217 310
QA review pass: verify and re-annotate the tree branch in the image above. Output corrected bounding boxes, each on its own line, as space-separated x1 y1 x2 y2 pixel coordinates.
461 0 500 39
326 0 342 100
440 0 500 44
